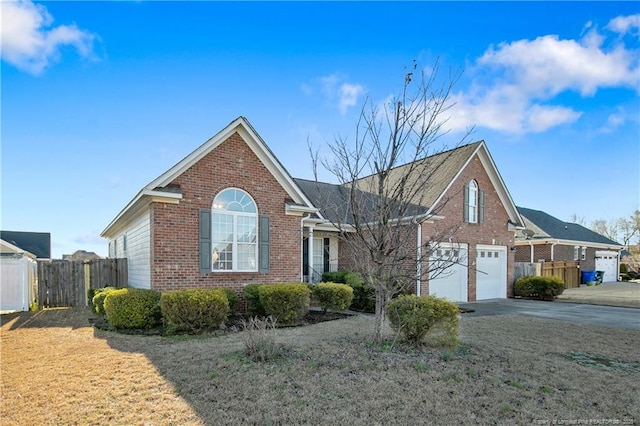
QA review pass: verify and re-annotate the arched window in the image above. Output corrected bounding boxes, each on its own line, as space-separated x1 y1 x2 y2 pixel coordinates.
465 180 479 223
211 188 258 271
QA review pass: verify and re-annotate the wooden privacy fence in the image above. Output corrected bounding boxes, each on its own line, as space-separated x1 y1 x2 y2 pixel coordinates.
37 258 128 308
541 261 580 289
514 261 580 289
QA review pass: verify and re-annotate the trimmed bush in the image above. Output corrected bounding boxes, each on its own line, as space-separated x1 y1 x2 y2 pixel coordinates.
388 295 459 346
322 271 349 283
628 271 637 279
313 282 354 313
161 289 229 334
244 284 266 316
514 276 565 300
90 287 119 315
620 264 628 274
257 283 311 323
345 272 375 312
104 288 162 329
220 288 239 314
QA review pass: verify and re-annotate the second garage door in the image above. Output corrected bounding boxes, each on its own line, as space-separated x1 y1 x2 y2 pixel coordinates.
476 245 507 300
429 243 468 302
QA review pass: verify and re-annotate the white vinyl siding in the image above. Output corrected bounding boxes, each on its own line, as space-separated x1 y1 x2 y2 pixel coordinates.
109 210 151 289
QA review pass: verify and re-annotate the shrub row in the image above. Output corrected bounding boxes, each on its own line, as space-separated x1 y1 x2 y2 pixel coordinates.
90 286 238 333
514 276 565 300
313 282 353 313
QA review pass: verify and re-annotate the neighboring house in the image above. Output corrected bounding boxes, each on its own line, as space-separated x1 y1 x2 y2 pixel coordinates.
62 250 102 262
514 207 623 282
102 116 524 302
0 230 51 260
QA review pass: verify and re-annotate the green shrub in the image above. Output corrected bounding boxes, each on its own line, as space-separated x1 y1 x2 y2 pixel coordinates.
345 272 375 312
628 271 637 279
244 284 266 316
220 288 239 314
322 271 349 283
104 288 162 329
257 283 311 323
514 276 565 300
160 289 230 334
388 295 459 346
620 264 628 274
313 282 354 313
620 273 629 281
90 287 119 315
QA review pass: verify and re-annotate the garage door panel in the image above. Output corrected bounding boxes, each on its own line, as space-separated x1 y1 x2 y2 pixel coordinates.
476 245 507 300
429 244 468 302
595 251 618 282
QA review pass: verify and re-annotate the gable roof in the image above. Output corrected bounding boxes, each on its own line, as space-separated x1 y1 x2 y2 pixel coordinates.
296 141 524 228
102 117 317 237
516 207 622 247
0 230 51 259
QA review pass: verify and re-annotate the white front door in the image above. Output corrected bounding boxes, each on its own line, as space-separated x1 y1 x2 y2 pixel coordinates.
428 243 468 302
595 251 618 282
476 245 507 300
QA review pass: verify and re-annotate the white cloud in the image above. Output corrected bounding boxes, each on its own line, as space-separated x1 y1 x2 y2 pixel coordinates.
338 83 365 115
315 73 365 115
447 14 640 134
0 0 96 74
607 14 640 35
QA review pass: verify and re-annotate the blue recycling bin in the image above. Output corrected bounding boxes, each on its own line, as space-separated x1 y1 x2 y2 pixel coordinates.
581 270 596 284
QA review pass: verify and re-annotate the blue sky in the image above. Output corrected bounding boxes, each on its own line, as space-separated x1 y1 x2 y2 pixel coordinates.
2 1 639 258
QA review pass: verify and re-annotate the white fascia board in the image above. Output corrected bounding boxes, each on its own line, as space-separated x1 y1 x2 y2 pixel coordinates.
145 117 316 209
475 144 525 228
513 238 623 250
102 189 182 238
285 204 319 216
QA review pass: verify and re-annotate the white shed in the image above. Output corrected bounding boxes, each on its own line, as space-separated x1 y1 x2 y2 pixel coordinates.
0 239 38 313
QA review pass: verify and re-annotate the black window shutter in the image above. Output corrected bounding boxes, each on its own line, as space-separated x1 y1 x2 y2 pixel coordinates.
463 183 469 223
479 190 485 223
323 238 330 273
259 215 270 273
199 209 212 273
302 237 309 276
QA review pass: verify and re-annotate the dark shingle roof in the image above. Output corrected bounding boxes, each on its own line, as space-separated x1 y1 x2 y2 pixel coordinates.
516 207 621 246
0 230 52 259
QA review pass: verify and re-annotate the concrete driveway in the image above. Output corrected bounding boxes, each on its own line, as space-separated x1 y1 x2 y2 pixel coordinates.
458 298 640 330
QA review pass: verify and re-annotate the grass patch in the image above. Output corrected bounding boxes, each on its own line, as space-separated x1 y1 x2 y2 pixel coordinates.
1 309 639 424
564 351 640 373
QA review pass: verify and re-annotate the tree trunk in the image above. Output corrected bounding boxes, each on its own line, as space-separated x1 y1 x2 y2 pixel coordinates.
373 289 389 344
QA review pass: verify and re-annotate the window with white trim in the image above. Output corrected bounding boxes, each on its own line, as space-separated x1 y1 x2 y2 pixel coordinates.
211 188 258 271
466 180 478 223
581 246 587 261
573 246 579 261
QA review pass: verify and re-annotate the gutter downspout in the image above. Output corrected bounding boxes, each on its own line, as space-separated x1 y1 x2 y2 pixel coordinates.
550 241 558 261
300 214 310 282
413 218 422 296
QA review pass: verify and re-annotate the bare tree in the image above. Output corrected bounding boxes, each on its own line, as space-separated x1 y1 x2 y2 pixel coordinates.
311 61 473 343
617 211 640 249
590 219 620 242
569 213 586 226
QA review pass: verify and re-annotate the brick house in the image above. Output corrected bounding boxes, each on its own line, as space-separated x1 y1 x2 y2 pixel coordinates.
514 207 623 282
102 116 524 302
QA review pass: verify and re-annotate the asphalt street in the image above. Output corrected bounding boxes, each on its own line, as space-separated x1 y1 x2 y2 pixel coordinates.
458 299 640 330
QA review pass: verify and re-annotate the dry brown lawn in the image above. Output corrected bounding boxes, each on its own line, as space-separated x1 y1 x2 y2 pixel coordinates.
1 308 639 425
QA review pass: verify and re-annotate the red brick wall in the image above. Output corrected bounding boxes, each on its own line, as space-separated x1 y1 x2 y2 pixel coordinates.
421 155 516 300
150 132 302 295
515 243 597 270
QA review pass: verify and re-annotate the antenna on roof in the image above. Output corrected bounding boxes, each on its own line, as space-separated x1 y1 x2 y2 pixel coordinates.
522 229 535 240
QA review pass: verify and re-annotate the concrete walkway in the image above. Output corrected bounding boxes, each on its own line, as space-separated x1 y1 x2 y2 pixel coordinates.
556 281 640 308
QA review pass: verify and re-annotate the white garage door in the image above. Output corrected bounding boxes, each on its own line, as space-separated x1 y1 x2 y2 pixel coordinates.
595 251 618 283
429 244 468 302
476 245 507 300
